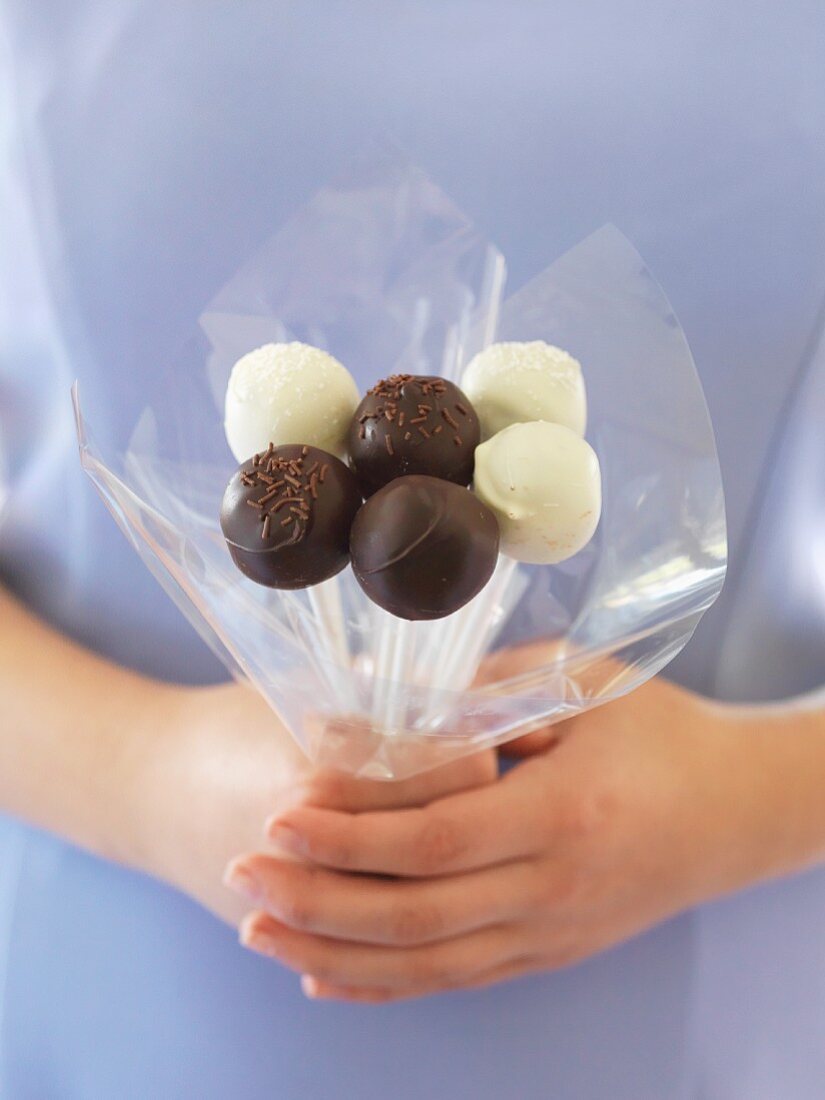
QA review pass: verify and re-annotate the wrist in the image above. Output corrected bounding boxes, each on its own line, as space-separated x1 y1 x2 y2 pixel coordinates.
695 701 825 898
91 678 189 873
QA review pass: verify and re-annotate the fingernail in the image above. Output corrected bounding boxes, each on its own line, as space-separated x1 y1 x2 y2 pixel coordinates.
224 861 262 903
267 822 305 855
243 931 279 958
301 975 320 999
239 916 279 958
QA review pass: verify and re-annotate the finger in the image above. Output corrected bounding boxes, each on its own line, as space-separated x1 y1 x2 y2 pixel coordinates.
499 727 561 758
301 975 391 1004
225 854 539 945
293 747 498 815
303 956 540 1003
267 763 549 876
239 911 516 990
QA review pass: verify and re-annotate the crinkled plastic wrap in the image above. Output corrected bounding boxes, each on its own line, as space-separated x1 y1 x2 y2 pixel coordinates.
72 153 727 779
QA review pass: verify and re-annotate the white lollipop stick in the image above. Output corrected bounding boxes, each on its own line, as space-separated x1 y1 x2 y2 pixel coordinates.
417 556 520 728
438 556 518 692
369 604 392 728
382 617 414 733
301 579 357 715
308 575 350 668
370 608 415 735
281 593 353 716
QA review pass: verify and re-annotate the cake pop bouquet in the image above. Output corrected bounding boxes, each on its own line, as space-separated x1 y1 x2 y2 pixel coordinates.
73 151 726 779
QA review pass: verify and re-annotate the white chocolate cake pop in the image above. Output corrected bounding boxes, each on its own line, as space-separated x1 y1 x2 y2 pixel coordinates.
224 342 360 462
461 341 587 440
473 420 601 564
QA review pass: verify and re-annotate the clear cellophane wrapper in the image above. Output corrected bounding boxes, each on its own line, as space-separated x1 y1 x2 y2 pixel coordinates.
73 152 726 779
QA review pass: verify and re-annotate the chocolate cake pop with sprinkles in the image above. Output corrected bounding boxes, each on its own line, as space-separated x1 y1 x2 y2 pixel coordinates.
220 443 362 588
347 374 480 496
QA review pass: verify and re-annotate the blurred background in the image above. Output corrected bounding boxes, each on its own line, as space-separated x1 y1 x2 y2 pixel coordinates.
2 0 824 693
2 5 825 1098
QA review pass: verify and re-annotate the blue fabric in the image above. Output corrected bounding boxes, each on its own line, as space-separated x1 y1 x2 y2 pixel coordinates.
2 2 825 1096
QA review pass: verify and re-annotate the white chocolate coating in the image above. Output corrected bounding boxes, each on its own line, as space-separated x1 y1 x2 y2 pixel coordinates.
473 421 601 564
224 342 359 461
461 341 586 440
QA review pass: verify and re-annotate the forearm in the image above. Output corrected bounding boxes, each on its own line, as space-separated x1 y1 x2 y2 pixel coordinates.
0 585 173 863
715 695 825 890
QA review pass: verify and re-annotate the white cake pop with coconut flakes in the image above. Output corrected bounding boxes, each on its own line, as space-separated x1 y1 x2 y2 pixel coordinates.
461 341 587 440
224 342 360 462
473 420 601 564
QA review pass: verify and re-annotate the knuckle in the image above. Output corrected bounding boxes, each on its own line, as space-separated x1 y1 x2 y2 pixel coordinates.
304 772 350 809
536 865 581 911
410 815 467 873
544 938 585 971
409 952 458 988
524 867 552 913
279 893 315 931
558 776 621 841
329 843 355 869
304 953 337 984
387 902 444 945
311 830 356 869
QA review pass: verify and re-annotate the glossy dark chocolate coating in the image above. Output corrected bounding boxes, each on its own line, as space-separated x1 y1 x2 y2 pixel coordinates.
220 444 362 589
347 374 480 496
350 475 499 620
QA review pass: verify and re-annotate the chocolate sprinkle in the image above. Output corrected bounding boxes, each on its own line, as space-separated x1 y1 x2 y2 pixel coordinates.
233 451 324 543
220 443 363 591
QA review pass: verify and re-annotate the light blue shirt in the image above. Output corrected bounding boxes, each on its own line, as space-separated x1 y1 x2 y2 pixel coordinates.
2 3 825 1096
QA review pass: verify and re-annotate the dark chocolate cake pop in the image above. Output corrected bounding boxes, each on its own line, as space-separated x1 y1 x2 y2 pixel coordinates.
220 443 362 588
350 475 499 620
347 375 480 496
